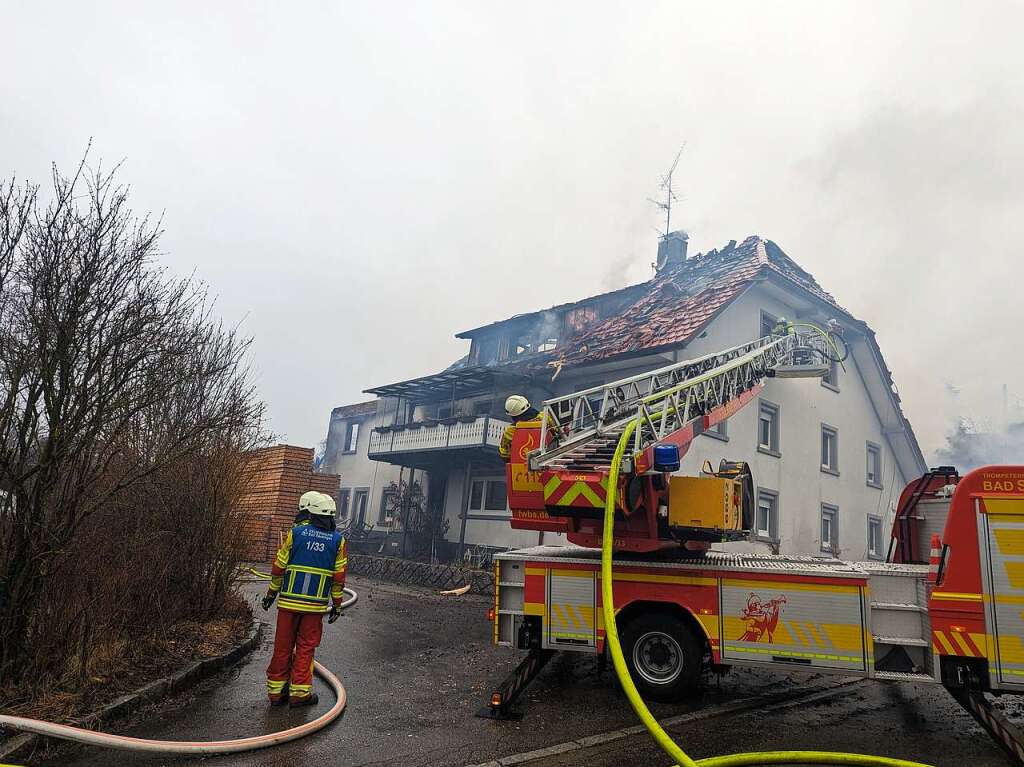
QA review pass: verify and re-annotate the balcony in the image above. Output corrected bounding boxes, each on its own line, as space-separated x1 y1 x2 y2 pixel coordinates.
368 415 509 466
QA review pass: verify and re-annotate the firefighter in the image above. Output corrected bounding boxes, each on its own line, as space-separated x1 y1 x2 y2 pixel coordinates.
499 395 553 461
771 316 794 336
262 491 348 707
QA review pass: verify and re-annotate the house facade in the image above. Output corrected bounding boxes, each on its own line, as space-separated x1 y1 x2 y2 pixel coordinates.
321 234 926 562
322 400 403 531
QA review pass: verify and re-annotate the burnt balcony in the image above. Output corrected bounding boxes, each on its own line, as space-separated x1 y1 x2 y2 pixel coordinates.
368 415 509 466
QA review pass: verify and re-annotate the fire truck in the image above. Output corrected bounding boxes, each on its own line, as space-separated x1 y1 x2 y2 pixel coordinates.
483 326 1024 761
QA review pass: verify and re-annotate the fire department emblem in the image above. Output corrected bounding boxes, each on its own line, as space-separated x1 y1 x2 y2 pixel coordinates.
738 593 787 642
517 432 536 462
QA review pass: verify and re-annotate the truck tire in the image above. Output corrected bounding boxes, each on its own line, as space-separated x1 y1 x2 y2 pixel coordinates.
620 612 702 702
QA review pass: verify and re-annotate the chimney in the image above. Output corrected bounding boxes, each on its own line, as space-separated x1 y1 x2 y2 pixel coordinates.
656 230 689 272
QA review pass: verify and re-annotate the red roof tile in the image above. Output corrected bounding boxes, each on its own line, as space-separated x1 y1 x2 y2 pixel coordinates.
550 236 846 367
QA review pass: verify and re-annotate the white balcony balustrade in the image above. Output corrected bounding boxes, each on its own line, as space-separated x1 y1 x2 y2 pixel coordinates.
368 415 509 458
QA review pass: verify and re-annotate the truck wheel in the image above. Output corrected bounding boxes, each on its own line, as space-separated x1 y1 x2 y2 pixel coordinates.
620 613 702 702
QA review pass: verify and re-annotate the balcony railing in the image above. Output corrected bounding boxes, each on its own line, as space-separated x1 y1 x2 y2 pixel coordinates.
368 415 508 458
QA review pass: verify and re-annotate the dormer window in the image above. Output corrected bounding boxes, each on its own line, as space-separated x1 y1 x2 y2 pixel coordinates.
475 335 500 365
566 306 598 333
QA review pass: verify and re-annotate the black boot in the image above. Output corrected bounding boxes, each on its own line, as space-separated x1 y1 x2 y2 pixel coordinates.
289 693 319 708
269 683 289 706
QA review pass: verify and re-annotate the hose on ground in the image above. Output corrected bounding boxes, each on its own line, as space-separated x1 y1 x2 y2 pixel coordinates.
600 420 932 767
0 585 357 755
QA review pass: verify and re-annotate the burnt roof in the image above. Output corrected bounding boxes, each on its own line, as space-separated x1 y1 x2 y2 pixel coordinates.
552 235 846 366
454 282 648 339
364 365 530 402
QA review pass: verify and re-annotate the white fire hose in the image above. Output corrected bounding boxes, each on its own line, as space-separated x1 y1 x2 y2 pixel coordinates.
0 585 357 755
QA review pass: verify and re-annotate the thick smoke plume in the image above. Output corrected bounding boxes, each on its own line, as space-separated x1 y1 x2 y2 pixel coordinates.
934 420 1024 473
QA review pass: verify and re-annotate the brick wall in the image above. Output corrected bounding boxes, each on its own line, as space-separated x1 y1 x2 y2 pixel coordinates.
237 444 341 562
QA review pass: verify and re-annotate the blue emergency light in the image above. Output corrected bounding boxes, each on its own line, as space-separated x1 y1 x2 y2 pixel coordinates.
653 443 680 473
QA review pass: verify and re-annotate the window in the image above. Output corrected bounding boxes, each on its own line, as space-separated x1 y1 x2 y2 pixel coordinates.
469 477 508 513
703 417 728 442
866 442 882 488
821 424 839 475
344 421 361 453
338 488 351 522
822 358 839 391
473 399 493 416
352 489 369 526
485 480 507 511
758 401 780 456
821 504 838 553
537 338 558 352
756 489 779 540
867 515 883 559
509 332 532 357
475 335 500 365
379 486 398 524
566 306 598 333
761 309 782 339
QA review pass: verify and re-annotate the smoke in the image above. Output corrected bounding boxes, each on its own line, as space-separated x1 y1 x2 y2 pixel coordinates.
788 93 1024 456
535 310 562 345
5 2 1023 450
934 420 1024 473
601 249 643 292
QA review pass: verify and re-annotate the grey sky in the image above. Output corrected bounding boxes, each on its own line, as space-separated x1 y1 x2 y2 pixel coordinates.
3 1 1021 456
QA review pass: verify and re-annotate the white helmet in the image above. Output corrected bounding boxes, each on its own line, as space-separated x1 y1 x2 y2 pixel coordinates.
299 491 334 517
505 395 530 418
317 492 337 517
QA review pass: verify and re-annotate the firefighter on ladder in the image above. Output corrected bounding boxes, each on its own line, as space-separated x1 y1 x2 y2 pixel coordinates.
499 395 560 461
262 491 347 707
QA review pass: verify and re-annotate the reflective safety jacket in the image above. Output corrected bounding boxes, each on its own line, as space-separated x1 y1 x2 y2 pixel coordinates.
269 521 348 614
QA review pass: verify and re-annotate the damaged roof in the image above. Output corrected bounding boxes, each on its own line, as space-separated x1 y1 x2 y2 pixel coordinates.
552 235 844 366
455 281 648 339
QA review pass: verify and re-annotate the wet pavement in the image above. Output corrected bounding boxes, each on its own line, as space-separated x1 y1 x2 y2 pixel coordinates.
33 575 1010 767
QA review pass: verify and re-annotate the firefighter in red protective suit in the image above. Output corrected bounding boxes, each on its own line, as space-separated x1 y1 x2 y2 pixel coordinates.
262 491 347 706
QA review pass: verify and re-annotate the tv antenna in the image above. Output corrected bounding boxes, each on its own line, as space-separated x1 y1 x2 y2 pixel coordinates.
649 144 685 236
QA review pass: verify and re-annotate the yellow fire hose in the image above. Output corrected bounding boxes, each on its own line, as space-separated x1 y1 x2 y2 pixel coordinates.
601 421 933 767
0 573 357 756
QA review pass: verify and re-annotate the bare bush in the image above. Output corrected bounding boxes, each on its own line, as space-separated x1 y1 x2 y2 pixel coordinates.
0 154 265 694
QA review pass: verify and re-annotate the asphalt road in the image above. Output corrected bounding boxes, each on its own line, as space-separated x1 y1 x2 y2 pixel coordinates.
32 575 1010 767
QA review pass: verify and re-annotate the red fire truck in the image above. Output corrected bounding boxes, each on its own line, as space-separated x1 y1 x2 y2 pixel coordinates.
483 328 1024 761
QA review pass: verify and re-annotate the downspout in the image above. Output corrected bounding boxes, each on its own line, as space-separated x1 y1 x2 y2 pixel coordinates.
457 459 472 560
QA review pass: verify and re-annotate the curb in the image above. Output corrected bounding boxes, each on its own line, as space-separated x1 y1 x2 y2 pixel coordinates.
0 619 266 763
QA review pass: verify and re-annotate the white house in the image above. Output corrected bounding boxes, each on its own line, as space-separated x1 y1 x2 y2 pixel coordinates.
322 234 926 562
322 400 403 531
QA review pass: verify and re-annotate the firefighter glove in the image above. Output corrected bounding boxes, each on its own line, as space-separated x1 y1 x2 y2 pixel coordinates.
327 604 342 624
261 591 277 611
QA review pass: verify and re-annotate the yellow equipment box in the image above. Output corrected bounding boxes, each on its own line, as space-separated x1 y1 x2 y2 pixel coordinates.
668 475 743 531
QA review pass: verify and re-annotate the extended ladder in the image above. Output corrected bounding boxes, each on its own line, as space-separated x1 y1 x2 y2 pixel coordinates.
533 329 838 473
